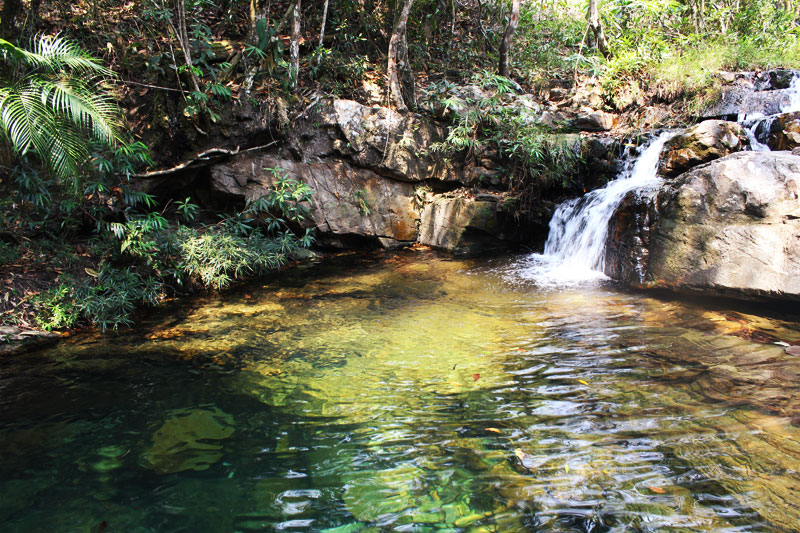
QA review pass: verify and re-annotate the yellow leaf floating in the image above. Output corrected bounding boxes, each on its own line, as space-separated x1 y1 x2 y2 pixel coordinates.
578 379 589 386
564 464 570 474
514 448 526 461
486 427 502 433
649 486 666 494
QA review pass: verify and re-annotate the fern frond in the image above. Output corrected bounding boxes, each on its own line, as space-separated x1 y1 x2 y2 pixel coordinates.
0 86 34 154
40 76 121 145
0 35 122 181
1 35 113 76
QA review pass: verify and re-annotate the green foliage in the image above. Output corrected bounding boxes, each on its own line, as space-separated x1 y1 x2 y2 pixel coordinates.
514 3 588 82
178 227 282 289
177 173 315 290
585 0 800 109
81 266 162 331
141 0 234 121
354 187 372 216
0 241 19 264
427 70 581 195
33 268 162 331
0 35 122 184
33 280 80 330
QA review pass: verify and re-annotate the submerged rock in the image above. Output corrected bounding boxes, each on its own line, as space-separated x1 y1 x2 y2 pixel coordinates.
607 151 800 301
140 408 234 474
658 120 747 178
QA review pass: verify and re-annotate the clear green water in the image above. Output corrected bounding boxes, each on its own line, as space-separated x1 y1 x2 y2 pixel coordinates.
3 251 800 532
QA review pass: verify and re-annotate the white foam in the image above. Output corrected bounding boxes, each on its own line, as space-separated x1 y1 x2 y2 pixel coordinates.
517 132 675 285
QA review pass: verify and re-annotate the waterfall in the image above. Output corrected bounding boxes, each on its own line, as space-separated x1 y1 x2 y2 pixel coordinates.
518 132 675 285
740 71 800 150
784 73 800 114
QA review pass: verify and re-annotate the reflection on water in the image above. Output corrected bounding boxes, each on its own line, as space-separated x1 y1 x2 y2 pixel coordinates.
2 250 800 532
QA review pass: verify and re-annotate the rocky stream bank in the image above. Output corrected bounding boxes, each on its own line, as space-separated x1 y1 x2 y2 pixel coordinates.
136 68 800 303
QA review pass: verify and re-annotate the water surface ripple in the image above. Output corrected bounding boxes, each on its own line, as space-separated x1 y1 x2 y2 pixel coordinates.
1 251 800 532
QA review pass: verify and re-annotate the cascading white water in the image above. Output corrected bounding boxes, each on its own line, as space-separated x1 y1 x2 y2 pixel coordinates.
784 73 800 113
518 132 675 285
743 118 773 152
740 71 800 150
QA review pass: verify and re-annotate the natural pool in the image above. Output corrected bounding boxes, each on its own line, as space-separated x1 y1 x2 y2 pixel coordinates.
2 250 800 532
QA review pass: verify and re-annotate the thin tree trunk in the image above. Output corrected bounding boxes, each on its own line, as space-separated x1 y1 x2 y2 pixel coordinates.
244 0 296 93
316 0 329 66
249 0 270 42
289 0 301 89
388 0 414 111
499 0 520 77
588 0 612 59
451 0 456 41
173 0 202 93
29 0 42 32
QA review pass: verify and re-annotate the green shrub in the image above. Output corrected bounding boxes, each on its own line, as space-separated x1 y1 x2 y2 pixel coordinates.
0 241 19 264
33 280 80 331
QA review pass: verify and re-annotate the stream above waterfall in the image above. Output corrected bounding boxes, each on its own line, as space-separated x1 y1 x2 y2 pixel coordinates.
2 250 800 532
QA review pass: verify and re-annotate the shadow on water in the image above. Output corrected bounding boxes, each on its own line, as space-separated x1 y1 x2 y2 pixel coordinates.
2 249 800 531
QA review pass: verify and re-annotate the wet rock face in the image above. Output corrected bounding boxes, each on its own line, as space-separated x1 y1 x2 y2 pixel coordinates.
753 111 800 151
604 191 656 285
658 120 747 178
581 136 624 188
204 97 625 255
702 69 799 119
607 152 800 301
417 193 520 256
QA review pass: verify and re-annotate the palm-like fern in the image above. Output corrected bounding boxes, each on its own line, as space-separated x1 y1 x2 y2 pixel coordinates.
0 35 122 183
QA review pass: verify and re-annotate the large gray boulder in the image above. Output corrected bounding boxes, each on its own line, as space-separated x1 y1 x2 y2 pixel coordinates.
417 192 520 256
211 154 420 248
658 120 747 178
606 151 800 301
289 99 461 183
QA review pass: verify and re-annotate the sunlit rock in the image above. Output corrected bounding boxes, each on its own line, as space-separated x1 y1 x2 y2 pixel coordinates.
607 151 800 302
572 108 616 131
658 120 747 178
753 111 800 151
417 192 520 255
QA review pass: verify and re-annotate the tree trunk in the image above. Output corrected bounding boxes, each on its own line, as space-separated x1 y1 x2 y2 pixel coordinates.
498 0 521 77
173 0 202 93
0 0 22 40
588 0 612 59
388 0 414 111
316 0 329 66
289 0 301 89
248 0 270 43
